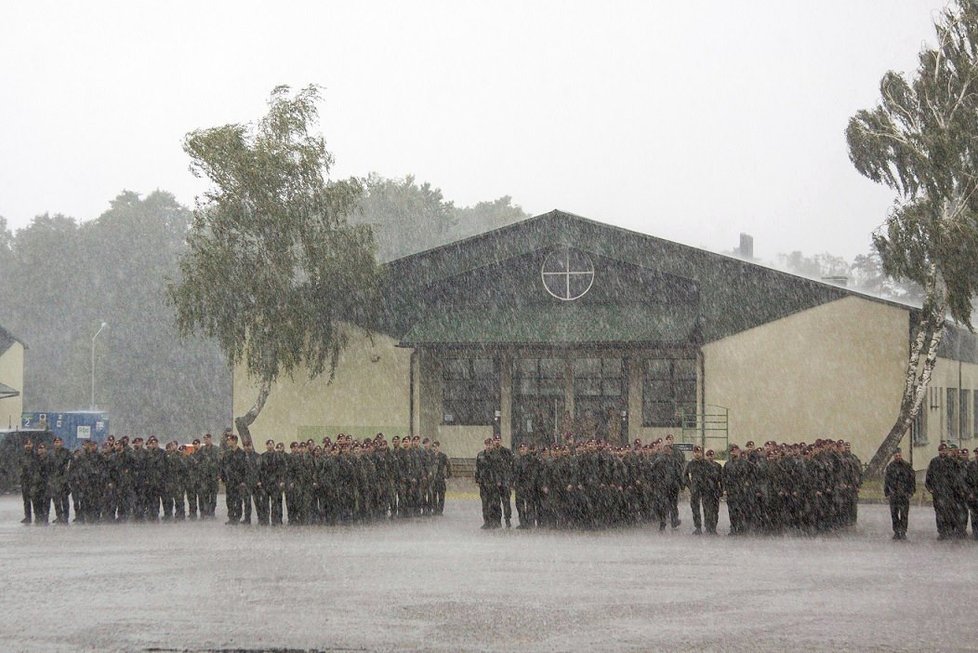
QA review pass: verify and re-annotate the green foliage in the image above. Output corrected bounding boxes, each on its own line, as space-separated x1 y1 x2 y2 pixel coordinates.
169 85 380 388
354 174 529 261
847 0 978 329
777 251 850 280
0 191 230 437
847 0 978 476
355 174 457 261
453 195 529 240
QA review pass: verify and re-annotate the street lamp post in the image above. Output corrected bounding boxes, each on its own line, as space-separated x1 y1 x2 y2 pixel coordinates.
91 321 107 409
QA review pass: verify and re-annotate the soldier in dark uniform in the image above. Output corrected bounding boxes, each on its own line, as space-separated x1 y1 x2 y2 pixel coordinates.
354 440 377 522
99 440 116 522
143 436 166 521
475 438 500 528
129 437 148 520
722 445 752 535
663 434 685 529
756 449 785 534
926 443 959 540
49 436 72 524
536 447 557 528
162 441 186 520
76 439 105 523
372 436 394 519
284 442 300 523
195 433 220 518
309 444 326 524
185 438 201 519
220 434 247 524
113 438 135 521
241 440 261 524
513 442 536 528
883 448 915 540
431 440 452 516
334 439 357 523
30 442 51 525
684 445 708 534
19 439 35 524
68 447 85 522
840 441 863 527
965 447 978 539
659 441 685 530
953 447 971 538
490 435 514 528
701 449 723 534
419 438 434 516
261 440 287 526
320 444 340 524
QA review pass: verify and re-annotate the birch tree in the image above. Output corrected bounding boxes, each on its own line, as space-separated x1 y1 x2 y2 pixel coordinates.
168 85 379 445
847 0 978 478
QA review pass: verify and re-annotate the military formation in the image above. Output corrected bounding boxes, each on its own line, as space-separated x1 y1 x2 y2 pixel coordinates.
916 442 978 540
17 431 452 526
479 434 865 536
17 427 978 542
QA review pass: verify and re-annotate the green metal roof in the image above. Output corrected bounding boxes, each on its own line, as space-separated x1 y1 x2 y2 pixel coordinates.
400 303 698 346
379 210 911 348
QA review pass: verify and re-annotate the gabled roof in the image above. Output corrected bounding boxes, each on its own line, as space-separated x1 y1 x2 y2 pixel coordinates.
382 210 889 345
0 324 26 357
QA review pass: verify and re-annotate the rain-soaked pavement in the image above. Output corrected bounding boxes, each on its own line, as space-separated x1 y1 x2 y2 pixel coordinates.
1 486 976 653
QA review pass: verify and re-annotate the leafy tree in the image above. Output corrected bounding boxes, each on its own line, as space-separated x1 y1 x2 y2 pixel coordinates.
354 174 458 261
0 193 230 437
452 195 529 240
354 175 529 261
777 251 850 280
847 0 978 477
168 85 380 444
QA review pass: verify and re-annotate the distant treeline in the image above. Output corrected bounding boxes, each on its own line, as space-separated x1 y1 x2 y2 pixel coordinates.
0 177 529 438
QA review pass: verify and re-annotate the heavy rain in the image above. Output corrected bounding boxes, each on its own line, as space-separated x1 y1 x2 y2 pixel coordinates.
3 1 978 652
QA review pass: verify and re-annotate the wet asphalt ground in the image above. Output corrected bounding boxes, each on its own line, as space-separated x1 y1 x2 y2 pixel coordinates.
1 486 976 653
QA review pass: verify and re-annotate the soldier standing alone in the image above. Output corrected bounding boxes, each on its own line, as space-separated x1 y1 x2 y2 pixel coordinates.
883 448 915 540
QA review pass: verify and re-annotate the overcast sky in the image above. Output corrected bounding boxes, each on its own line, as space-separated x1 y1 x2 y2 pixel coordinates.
0 1 947 260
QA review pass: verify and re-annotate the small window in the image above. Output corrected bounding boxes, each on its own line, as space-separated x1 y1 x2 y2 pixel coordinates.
642 357 697 427
973 391 978 443
947 388 958 441
441 357 499 426
961 389 972 440
912 407 928 447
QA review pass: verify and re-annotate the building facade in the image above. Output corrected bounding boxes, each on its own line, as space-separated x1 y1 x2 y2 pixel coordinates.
0 324 25 430
233 210 977 470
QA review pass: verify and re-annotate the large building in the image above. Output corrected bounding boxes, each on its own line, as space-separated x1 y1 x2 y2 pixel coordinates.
0 324 25 430
232 210 978 470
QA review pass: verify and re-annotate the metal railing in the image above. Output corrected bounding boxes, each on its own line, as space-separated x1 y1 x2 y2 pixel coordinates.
679 405 729 458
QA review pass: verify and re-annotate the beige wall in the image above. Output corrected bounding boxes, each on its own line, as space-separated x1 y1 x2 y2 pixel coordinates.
232 330 411 442
0 342 24 429
913 355 978 469
233 296 932 467
702 296 909 466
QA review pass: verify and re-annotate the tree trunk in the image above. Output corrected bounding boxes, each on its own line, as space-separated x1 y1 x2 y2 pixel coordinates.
863 298 946 480
234 377 272 447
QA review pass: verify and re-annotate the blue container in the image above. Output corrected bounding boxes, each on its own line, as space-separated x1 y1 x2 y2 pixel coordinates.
21 411 110 449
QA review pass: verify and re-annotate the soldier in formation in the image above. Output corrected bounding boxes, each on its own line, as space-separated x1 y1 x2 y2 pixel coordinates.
494 436 863 535
925 442 978 540
16 431 452 527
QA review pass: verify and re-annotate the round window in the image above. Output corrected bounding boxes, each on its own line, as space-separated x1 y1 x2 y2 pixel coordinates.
541 247 594 301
